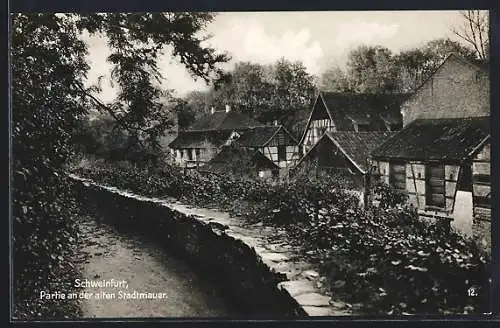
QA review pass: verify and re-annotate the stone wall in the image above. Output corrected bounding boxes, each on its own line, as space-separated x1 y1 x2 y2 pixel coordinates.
401 54 489 127
72 175 349 317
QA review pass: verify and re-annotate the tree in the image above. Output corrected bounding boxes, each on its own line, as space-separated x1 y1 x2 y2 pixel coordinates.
11 12 228 318
199 58 316 123
451 10 489 61
270 58 317 115
319 65 352 92
174 99 197 130
184 90 211 113
394 38 478 92
346 45 399 93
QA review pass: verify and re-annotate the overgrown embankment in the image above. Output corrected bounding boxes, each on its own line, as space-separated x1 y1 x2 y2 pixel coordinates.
12 175 84 320
70 158 491 315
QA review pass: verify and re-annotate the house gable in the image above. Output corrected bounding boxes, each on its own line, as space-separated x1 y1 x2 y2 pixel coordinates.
401 53 490 126
299 92 407 153
297 131 395 176
299 93 334 145
203 145 279 177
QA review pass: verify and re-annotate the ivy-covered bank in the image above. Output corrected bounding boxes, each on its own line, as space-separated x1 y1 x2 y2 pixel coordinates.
69 158 491 315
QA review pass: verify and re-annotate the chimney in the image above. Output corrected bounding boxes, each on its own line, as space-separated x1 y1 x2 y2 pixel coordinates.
210 106 215 115
225 104 231 113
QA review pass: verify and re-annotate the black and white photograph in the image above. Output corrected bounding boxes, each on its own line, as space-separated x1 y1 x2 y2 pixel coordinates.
11 9 492 320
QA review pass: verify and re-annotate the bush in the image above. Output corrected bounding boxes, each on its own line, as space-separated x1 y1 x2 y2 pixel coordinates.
69 158 491 315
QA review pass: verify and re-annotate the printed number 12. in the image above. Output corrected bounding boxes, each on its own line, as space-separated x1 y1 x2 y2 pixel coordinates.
468 287 478 297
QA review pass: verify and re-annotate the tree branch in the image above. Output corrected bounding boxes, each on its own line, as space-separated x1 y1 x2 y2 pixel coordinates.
72 82 148 149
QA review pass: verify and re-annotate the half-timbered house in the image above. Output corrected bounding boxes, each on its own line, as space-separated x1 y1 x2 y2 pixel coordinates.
299 92 409 154
235 125 300 171
371 117 490 243
168 106 258 168
370 53 490 251
293 131 395 206
202 145 279 179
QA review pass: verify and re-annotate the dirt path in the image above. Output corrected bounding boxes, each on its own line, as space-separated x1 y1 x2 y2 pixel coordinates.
76 215 233 318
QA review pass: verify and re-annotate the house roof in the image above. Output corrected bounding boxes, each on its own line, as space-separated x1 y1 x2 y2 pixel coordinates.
203 145 278 174
299 92 410 144
235 125 299 147
168 130 233 149
325 131 397 173
235 126 281 147
296 131 396 174
187 110 258 131
321 92 410 129
371 117 490 162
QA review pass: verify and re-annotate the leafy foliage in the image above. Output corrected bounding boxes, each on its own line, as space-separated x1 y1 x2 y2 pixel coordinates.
12 12 228 319
346 45 399 94
71 159 491 315
321 38 482 94
177 58 317 125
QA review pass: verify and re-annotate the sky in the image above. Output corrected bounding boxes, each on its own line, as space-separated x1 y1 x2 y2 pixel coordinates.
83 10 477 103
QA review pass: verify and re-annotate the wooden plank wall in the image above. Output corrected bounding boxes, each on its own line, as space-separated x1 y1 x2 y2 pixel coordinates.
472 142 491 217
471 141 491 254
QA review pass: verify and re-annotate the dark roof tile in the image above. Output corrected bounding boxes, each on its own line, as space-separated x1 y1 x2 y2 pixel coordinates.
168 130 233 149
187 110 258 131
320 92 410 130
235 126 281 147
204 145 278 174
371 117 490 161
325 131 397 172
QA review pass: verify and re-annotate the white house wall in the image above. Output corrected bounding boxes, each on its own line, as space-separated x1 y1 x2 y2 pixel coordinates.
451 190 473 236
173 146 218 166
260 145 299 169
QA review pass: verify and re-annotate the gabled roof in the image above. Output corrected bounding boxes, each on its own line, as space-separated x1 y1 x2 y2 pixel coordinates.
204 145 278 174
371 117 490 162
402 53 489 108
168 130 233 149
236 125 299 148
187 110 258 131
325 132 397 173
299 92 410 144
321 92 410 129
297 131 396 174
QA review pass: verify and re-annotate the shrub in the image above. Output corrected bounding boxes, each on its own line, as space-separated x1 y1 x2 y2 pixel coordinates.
69 158 491 315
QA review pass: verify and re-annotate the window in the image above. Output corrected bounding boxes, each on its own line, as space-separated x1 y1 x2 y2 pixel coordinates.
389 162 406 190
278 146 286 161
458 165 472 191
187 149 193 161
426 163 445 208
180 150 184 159
357 124 369 132
195 148 201 159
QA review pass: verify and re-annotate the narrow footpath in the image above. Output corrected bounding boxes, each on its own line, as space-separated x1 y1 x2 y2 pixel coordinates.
75 215 234 318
